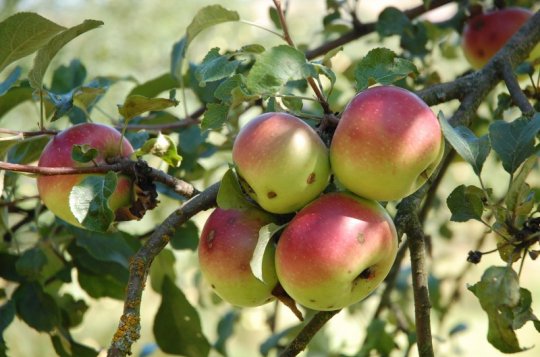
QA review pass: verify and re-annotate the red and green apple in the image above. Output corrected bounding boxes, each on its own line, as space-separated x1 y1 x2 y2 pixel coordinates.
232 112 330 214
330 85 444 201
37 123 134 227
198 207 278 307
275 192 398 311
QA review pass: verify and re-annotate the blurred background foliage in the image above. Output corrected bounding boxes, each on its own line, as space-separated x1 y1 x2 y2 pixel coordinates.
0 0 539 356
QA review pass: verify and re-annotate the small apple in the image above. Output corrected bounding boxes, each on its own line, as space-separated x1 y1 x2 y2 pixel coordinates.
198 207 278 307
232 112 330 214
462 7 540 69
37 123 134 228
330 86 444 201
275 192 398 311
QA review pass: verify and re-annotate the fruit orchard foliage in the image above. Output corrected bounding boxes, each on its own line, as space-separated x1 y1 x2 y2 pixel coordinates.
0 1 539 357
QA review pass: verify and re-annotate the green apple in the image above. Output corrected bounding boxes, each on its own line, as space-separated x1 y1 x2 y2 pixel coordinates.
275 192 398 311
37 123 134 228
232 112 330 214
330 86 444 201
462 7 540 69
198 207 278 307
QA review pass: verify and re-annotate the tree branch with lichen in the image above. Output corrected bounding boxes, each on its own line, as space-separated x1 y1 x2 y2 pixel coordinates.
107 182 220 357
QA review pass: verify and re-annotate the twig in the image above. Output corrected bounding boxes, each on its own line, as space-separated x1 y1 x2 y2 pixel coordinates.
272 0 332 113
107 182 220 357
305 0 454 60
406 214 434 357
278 310 340 357
0 128 58 137
0 159 198 198
497 58 535 117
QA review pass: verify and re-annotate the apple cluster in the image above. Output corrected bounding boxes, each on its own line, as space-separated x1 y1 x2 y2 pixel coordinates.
198 85 444 311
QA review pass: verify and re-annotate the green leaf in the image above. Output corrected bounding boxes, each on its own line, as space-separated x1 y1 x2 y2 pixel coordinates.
201 103 230 131
260 325 302 356
439 113 491 176
170 220 199 251
135 132 182 167
250 223 283 283
311 62 336 90
76 270 126 300
505 155 537 216
214 74 256 108
0 66 21 95
217 168 255 210
446 185 484 222
488 114 540 174
0 12 66 73
376 7 411 36
512 288 540 331
13 282 61 332
0 85 33 118
50 59 87 93
468 266 525 353
28 19 103 89
268 7 283 30
118 94 179 121
68 172 117 232
0 253 23 282
400 22 429 57
128 73 179 98
355 47 418 91
56 294 88 328
357 319 397 357
214 311 238 356
185 5 240 50
51 333 98 357
15 247 47 281
170 5 239 80
7 135 50 164
195 48 240 87
150 249 177 293
0 301 15 343
153 277 210 357
71 144 98 164
70 227 135 268
246 45 316 95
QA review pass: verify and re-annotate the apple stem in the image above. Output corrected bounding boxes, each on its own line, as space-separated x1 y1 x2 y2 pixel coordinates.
271 284 304 322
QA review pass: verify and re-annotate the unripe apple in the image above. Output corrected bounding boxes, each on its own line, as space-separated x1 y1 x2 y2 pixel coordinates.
462 7 540 69
198 207 278 307
275 192 398 311
232 112 330 214
330 86 444 201
37 123 134 228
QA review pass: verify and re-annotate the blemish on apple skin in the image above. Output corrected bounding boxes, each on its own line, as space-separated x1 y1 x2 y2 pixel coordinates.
267 191 277 199
307 172 316 184
356 232 365 245
309 299 316 303
211 284 216 289
206 230 216 249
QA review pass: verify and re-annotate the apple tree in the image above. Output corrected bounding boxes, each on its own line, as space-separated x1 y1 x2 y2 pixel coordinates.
0 0 540 356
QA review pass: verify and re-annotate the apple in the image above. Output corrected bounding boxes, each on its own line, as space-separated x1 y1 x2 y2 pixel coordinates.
198 207 278 307
462 7 540 69
275 192 398 311
232 112 330 214
330 85 444 201
37 123 134 228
